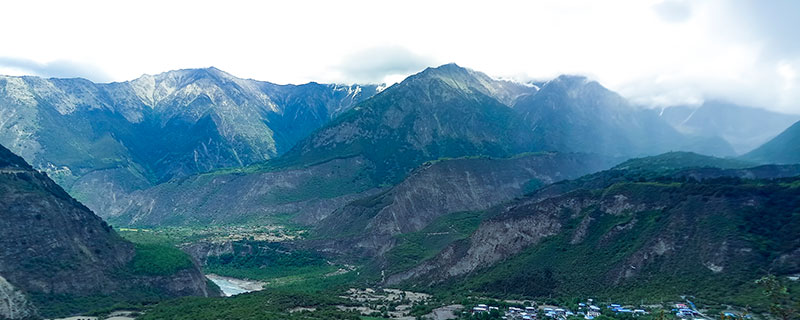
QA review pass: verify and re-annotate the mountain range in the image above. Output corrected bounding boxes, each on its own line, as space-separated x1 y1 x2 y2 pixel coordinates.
0 68 378 214
660 100 800 154
1 63 799 318
86 64 768 227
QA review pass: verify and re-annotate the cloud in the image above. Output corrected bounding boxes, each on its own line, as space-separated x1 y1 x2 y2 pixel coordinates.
0 1 798 113
0 57 112 82
335 46 438 84
614 0 800 114
715 0 800 58
653 0 692 23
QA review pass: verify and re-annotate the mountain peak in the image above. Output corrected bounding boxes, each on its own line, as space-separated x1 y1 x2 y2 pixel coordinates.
549 74 591 87
136 66 237 84
429 62 466 72
400 63 535 106
415 63 473 80
538 74 623 103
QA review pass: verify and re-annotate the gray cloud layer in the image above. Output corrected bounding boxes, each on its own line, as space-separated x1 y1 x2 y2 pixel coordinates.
336 46 437 83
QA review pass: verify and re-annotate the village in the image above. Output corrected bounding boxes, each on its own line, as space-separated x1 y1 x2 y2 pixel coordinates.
466 298 755 320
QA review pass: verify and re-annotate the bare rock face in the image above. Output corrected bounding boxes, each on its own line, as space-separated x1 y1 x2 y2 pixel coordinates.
0 144 217 319
385 195 597 285
314 152 615 257
182 242 235 265
0 275 35 320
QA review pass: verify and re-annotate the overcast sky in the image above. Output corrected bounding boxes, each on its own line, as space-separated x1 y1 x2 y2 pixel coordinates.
1 0 798 113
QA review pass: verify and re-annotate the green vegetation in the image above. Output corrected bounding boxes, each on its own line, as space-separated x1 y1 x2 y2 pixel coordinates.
204 241 333 281
756 275 799 320
612 151 754 176
424 176 800 311
137 284 361 320
118 228 197 276
260 72 536 186
128 243 195 276
742 120 800 164
119 225 305 246
28 293 150 319
381 210 486 275
259 172 373 205
522 178 545 194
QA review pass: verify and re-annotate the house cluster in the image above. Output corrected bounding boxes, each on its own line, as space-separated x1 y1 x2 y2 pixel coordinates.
607 303 648 316
542 307 575 319
578 299 645 319
507 306 539 319
673 303 700 318
577 300 602 319
472 304 540 319
470 299 652 320
720 311 753 319
471 304 500 314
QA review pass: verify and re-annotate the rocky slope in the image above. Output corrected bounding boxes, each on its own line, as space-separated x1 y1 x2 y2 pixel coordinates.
385 153 800 304
0 144 218 319
313 152 617 257
107 156 384 226
741 120 800 164
660 101 800 154
0 69 378 217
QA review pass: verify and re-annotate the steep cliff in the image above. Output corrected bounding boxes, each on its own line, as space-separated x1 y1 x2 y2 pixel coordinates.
0 144 219 319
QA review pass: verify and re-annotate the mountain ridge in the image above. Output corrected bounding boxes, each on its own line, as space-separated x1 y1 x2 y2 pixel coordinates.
741 120 800 164
382 152 800 306
102 65 745 227
0 69 379 217
0 143 219 319
660 101 800 154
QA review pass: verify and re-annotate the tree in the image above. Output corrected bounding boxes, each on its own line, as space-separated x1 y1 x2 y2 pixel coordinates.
756 275 797 320
655 309 666 320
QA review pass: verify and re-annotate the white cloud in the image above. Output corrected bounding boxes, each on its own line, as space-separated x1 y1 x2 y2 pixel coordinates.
0 0 797 113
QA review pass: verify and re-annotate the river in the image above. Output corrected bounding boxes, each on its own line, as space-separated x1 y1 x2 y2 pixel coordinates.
206 274 266 296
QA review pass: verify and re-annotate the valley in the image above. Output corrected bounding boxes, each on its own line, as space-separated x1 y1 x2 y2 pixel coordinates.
1 63 798 320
